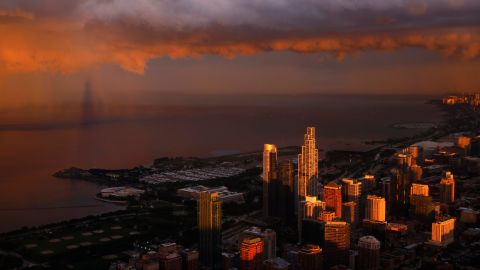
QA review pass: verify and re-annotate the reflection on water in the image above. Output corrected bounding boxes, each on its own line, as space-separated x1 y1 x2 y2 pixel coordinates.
0 95 443 232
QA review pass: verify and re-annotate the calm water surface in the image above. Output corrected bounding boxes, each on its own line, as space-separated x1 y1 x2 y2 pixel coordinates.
0 95 443 232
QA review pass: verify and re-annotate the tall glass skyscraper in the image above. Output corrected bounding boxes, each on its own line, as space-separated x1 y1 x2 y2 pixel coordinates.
198 191 222 269
298 127 319 203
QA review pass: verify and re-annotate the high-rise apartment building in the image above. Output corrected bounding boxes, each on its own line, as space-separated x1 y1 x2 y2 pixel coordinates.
324 221 350 267
324 182 342 218
440 171 455 204
240 237 264 270
298 127 319 202
357 236 380 270
365 195 386 222
430 217 455 246
263 144 278 218
298 245 323 270
198 192 222 269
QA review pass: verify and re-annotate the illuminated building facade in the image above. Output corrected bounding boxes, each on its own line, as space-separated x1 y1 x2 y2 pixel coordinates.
365 195 386 222
341 178 361 201
324 221 350 267
298 245 323 270
410 183 429 197
357 236 380 270
241 227 277 260
430 218 455 246
240 237 264 270
440 171 455 204
298 127 319 202
263 144 278 218
198 192 222 269
324 182 342 217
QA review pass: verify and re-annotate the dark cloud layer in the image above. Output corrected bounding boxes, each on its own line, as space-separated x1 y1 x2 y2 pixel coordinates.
0 0 479 73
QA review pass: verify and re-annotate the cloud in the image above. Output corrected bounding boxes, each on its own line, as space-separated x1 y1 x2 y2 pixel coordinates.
0 0 479 74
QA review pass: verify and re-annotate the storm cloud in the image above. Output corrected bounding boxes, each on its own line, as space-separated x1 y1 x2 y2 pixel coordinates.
1 0 480 73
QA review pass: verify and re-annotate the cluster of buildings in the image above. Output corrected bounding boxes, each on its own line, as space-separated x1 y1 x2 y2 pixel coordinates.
442 93 480 106
140 167 246 184
112 126 480 270
109 242 199 270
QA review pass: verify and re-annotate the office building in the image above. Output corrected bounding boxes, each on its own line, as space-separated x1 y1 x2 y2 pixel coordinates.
241 227 276 260
410 183 429 197
390 153 416 216
341 178 361 202
365 195 386 222
278 160 295 222
430 217 455 246
357 236 380 270
298 245 323 270
324 221 350 267
298 127 319 202
324 182 342 217
298 196 325 241
361 175 376 192
198 192 222 269
263 144 278 218
342 201 357 225
240 237 263 270
440 171 455 204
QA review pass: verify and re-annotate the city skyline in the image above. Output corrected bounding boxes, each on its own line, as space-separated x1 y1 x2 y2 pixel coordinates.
1 1 480 269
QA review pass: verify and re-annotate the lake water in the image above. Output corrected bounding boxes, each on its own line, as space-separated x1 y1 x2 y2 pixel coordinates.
0 94 443 233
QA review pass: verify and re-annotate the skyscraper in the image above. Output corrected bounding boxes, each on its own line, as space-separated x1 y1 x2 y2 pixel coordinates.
430 217 455 246
278 159 295 222
198 192 222 269
365 195 386 222
390 152 417 216
298 127 319 202
440 171 455 204
324 182 342 218
357 236 381 270
324 221 350 267
240 237 264 270
298 245 323 270
263 144 278 218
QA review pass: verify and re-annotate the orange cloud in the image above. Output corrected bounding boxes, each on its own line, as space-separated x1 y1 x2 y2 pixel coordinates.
0 17 479 75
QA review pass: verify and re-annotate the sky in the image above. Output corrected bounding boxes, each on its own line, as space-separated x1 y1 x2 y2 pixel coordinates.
1 0 480 107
